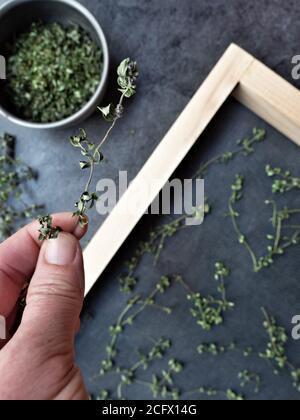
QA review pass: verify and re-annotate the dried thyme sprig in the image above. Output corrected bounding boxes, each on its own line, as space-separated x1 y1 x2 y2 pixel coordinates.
0 133 43 241
38 59 138 237
100 276 173 376
197 342 237 356
177 263 234 331
71 58 138 227
114 338 172 400
185 386 245 401
137 358 183 400
197 341 253 358
260 308 300 392
95 338 174 400
266 165 300 194
260 308 289 372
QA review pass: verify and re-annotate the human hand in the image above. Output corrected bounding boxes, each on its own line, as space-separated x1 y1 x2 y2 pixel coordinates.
0 213 89 400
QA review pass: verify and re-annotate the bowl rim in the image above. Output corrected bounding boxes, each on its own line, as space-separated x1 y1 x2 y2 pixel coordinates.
0 0 109 129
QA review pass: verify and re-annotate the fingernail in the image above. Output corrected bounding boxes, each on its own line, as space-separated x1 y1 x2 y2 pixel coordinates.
45 233 77 266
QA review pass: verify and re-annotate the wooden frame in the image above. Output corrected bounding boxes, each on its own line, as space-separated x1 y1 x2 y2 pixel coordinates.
83 43 300 296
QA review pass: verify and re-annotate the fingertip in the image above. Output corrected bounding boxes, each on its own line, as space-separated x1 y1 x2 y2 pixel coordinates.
43 232 79 266
73 216 89 240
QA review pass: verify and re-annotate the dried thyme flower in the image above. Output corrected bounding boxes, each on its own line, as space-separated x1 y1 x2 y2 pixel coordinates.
6 22 102 123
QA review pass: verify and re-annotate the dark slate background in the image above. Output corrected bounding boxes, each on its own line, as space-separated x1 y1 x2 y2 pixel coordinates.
1 0 300 400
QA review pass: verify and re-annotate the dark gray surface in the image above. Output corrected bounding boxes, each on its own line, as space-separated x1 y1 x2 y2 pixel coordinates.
1 0 300 400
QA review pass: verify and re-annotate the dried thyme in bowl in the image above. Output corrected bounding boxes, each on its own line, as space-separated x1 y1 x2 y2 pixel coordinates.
5 22 103 123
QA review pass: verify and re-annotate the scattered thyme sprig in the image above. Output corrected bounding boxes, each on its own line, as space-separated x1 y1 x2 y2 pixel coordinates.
197 341 253 358
227 176 300 272
138 358 245 401
96 339 180 400
260 308 300 392
185 386 245 401
100 276 173 376
177 263 234 331
260 309 298 383
198 342 237 356
115 338 173 400
0 133 42 241
266 165 300 194
137 358 183 400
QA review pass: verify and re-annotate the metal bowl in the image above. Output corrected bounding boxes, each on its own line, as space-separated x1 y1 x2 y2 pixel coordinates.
0 0 109 129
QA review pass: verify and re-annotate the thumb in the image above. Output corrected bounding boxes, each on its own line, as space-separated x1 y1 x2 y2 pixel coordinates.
21 233 85 345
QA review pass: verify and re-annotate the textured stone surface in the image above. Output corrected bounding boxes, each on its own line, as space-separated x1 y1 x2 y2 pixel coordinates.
1 0 300 400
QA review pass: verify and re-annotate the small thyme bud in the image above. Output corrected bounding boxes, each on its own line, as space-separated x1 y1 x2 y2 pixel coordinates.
115 104 124 119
